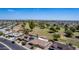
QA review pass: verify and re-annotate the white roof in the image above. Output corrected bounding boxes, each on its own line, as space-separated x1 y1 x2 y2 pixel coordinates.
38 37 48 42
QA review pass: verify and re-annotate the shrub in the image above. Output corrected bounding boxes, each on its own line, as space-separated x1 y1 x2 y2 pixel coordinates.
0 31 4 36
48 39 54 42
21 41 26 46
30 46 34 49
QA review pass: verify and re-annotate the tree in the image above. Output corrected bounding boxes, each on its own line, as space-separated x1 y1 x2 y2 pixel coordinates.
48 39 54 42
53 24 57 26
64 24 69 31
11 41 15 44
76 25 79 30
30 46 34 49
38 22 45 29
56 26 60 30
15 22 19 26
28 21 35 30
70 27 76 32
48 26 57 33
68 43 73 46
65 30 73 37
53 33 60 41
21 22 27 29
22 22 30 35
45 23 50 28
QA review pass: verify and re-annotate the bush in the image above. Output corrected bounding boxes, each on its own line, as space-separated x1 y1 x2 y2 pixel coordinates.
21 41 26 46
48 39 54 42
68 43 73 46
30 46 34 49
75 36 79 39
17 38 22 41
48 30 56 33
53 39 58 41
0 31 4 36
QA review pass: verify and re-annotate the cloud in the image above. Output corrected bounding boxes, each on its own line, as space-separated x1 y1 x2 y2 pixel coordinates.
7 9 15 12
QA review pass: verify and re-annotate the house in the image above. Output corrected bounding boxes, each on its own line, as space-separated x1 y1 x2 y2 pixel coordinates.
24 34 38 41
48 42 76 50
12 24 23 32
28 39 51 49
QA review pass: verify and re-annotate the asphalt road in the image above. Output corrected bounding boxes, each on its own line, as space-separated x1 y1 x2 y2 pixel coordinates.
0 37 26 50
0 43 9 50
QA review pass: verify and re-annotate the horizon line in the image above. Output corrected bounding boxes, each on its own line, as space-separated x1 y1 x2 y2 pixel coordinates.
0 19 79 21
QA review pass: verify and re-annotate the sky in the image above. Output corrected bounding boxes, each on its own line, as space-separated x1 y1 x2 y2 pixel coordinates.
0 8 79 20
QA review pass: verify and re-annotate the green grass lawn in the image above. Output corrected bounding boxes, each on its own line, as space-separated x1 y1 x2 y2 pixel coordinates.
30 27 53 39
59 38 79 48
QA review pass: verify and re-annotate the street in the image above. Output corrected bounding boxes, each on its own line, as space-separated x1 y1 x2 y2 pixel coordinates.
0 37 26 50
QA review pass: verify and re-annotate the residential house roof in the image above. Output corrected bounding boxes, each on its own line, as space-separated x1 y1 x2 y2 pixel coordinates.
29 39 50 49
49 42 76 50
